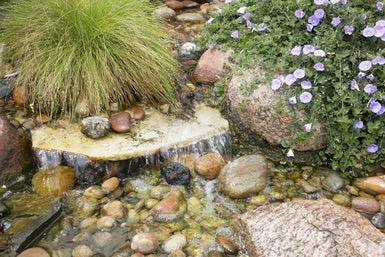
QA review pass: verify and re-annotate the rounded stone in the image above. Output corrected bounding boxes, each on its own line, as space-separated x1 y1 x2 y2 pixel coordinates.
92 231 113 248
162 234 187 253
132 107 145 121
354 175 385 194
109 112 131 133
97 216 116 230
130 253 145 257
0 201 10 218
194 152 225 180
84 186 106 199
161 162 191 186
321 173 344 193
79 217 97 230
17 247 50 257
102 200 124 220
13 85 26 106
218 155 268 198
165 0 185 10
72 245 94 257
176 13 205 23
169 250 186 257
151 190 186 222
351 197 380 214
371 213 385 229
32 166 75 196
216 235 239 254
178 42 202 61
77 196 99 217
131 232 159 254
153 6 176 20
332 193 351 207
102 177 120 192
81 116 110 139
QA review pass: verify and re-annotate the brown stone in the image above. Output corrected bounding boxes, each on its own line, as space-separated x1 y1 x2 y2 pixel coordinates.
192 49 232 83
234 199 385 257
109 112 131 133
351 197 380 215
13 85 26 106
132 107 145 121
102 200 124 220
17 247 50 257
181 0 198 8
102 177 120 192
151 190 186 222
165 0 185 10
355 176 385 194
131 232 159 254
34 114 50 124
0 117 35 184
194 152 225 179
32 166 75 196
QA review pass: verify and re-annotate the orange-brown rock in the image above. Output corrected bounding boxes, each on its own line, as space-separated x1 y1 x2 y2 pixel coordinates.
132 107 145 121
181 0 198 8
13 85 26 106
34 114 50 124
17 247 50 257
192 49 232 83
165 0 184 10
109 112 131 133
102 177 120 192
194 152 225 179
351 197 380 215
354 175 385 194
32 166 75 196
151 190 186 222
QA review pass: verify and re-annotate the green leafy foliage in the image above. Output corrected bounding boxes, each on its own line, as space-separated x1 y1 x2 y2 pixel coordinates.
198 0 385 174
1 0 178 118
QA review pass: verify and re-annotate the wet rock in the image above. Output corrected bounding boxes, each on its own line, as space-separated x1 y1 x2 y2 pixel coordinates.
153 6 176 20
332 193 351 207
218 155 267 198
102 177 120 192
131 232 159 254
151 190 186 222
84 186 106 199
297 179 320 193
346 185 360 196
169 249 186 257
32 166 75 196
372 213 385 229
102 200 124 220
187 196 202 217
13 85 25 106
165 0 184 10
97 216 116 230
0 79 14 99
0 117 35 185
178 42 202 61
321 172 344 193
182 0 199 8
79 217 97 230
150 185 171 200
234 199 385 257
162 234 187 253
355 175 385 194
77 196 99 217
216 235 239 254
176 13 205 23
226 68 323 152
17 247 50 257
192 49 232 83
93 231 113 248
351 197 380 215
123 181 135 193
194 152 225 180
205 251 225 257
131 253 145 257
72 245 94 257
0 201 9 218
109 112 131 133
161 162 191 186
132 107 145 121
81 116 110 139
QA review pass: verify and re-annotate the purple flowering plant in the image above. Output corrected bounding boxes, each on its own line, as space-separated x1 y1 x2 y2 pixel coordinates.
199 0 385 173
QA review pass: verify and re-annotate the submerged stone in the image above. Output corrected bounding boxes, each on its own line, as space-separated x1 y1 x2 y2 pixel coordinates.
161 162 191 186
151 190 186 222
131 232 159 254
194 152 225 180
32 166 75 196
355 175 385 194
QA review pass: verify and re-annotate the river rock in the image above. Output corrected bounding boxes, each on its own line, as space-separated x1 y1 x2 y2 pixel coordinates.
355 175 385 194
72 245 94 257
84 186 106 199
182 0 199 8
0 78 13 99
109 112 131 133
13 85 25 106
165 0 185 10
169 250 186 257
161 162 191 186
234 199 385 257
176 13 205 23
0 117 34 185
81 116 110 139
192 49 232 83
17 247 50 257
194 152 225 179
0 201 9 218
79 217 97 230
93 231 113 248
132 107 145 121
178 42 202 61
372 213 385 229
226 68 323 151
102 177 120 192
32 166 75 196
131 232 159 254
153 6 176 20
321 172 344 193
102 200 124 220
216 235 239 254
151 190 186 222
351 197 380 215
162 234 187 253
97 216 116 230
218 155 267 198
332 193 351 207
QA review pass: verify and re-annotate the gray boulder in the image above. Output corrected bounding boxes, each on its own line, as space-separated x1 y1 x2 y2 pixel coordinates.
81 116 110 139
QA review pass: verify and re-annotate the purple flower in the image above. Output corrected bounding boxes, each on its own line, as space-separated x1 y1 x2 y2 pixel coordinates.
370 101 382 113
256 23 267 31
350 79 359 90
308 15 321 26
303 44 315 54
364 84 377 94
294 68 305 79
344 25 353 35
285 74 297 86
377 106 385 116
372 56 385 65
314 50 326 57
295 9 305 19
246 20 252 29
289 96 297 105
367 144 379 153
291 45 302 56
314 62 325 71
376 20 385 26
314 9 325 19
374 25 385 37
307 24 314 32
340 0 348 4
377 2 384 11
314 0 328 5
301 80 312 89
331 17 341 27
231 30 239 38
209 43 216 49
359 61 372 71
304 123 312 132
358 72 366 78
353 120 363 129
271 77 284 90
361 14 367 24
331 0 340 3
241 12 250 20
299 92 313 103
367 74 374 81
363 27 375 37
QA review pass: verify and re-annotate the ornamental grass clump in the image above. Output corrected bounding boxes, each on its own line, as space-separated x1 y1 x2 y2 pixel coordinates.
199 0 385 174
1 0 178 118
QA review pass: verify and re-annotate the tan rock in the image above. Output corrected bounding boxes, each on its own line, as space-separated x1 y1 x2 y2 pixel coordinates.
102 200 124 220
17 247 50 257
102 177 120 192
351 197 380 215
97 216 116 230
194 152 224 179
192 49 232 83
131 232 159 254
72 245 94 257
355 176 385 194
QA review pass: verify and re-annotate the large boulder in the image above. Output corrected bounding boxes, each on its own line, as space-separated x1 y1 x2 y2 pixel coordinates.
0 117 35 185
234 199 385 257
226 68 322 152
192 49 232 83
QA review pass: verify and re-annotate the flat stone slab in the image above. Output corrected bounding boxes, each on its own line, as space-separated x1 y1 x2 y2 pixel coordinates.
31 104 229 161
